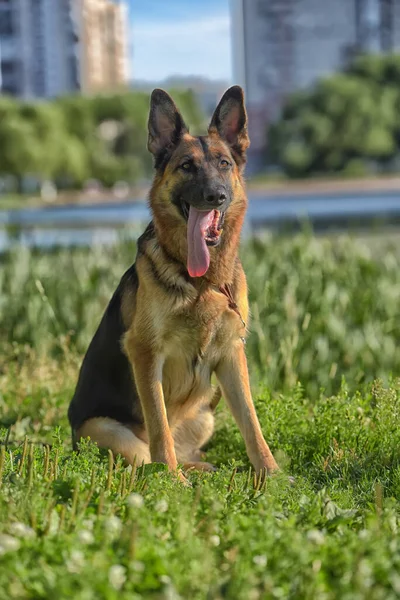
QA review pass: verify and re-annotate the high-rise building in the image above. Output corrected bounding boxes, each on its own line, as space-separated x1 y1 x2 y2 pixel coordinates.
0 0 130 99
70 0 130 94
0 0 79 98
231 0 400 168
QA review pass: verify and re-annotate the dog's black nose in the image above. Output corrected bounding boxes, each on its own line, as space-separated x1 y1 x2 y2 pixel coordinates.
205 191 226 205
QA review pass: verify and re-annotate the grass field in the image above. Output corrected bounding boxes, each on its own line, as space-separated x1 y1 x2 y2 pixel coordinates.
1 231 400 599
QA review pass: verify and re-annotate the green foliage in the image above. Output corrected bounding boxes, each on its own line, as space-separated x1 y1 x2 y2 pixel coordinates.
1 348 400 597
1 233 400 597
0 90 204 189
243 233 400 396
2 233 400 398
0 106 42 181
269 53 400 177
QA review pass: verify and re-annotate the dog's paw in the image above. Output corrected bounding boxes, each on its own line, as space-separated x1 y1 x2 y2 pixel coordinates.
176 470 192 487
256 457 280 476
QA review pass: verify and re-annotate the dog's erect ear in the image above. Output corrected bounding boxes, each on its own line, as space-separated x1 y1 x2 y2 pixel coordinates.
147 89 188 158
208 86 250 165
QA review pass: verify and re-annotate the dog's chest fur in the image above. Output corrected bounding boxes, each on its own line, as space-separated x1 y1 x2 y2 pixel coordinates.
125 261 245 422
163 289 244 407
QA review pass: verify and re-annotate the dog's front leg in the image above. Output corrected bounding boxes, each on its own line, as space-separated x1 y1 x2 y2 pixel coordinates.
129 344 178 472
215 342 279 474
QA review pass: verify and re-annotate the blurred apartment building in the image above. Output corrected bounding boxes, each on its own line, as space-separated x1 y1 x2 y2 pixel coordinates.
77 0 129 93
231 0 400 168
0 0 129 99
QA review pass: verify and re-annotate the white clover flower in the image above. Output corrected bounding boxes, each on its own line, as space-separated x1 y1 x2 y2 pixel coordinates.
306 529 325 545
47 510 60 537
108 564 127 590
210 535 220 547
127 493 144 509
131 560 145 572
312 559 322 573
9 522 35 539
66 550 84 574
0 534 21 555
78 529 94 545
104 515 122 537
82 517 95 531
155 499 168 513
253 555 267 568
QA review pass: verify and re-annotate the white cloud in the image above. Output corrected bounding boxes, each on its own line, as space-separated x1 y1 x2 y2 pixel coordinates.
131 15 232 82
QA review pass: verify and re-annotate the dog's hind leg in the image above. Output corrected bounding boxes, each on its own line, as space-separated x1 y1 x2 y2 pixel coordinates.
173 407 216 472
76 417 151 466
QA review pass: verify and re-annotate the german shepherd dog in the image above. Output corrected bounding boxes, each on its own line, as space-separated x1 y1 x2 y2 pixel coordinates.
68 86 279 483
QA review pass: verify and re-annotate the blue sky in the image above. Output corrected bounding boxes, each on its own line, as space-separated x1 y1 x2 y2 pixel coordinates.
129 0 232 82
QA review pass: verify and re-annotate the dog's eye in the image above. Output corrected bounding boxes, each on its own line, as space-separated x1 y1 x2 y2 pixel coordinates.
220 159 231 168
180 161 192 171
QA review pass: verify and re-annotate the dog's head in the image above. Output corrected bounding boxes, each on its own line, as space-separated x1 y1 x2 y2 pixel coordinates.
147 86 249 279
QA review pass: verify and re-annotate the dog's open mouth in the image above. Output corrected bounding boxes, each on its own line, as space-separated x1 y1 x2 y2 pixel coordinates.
184 204 225 278
205 209 224 247
182 202 225 247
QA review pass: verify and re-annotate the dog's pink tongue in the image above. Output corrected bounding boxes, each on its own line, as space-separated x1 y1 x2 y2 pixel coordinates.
187 206 214 277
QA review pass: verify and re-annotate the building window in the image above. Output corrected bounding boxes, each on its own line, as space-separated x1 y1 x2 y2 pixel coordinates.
380 0 393 51
31 0 46 96
1 60 20 95
0 9 14 35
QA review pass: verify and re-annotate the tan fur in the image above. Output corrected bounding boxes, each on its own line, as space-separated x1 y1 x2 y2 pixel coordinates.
77 418 151 466
78 410 215 473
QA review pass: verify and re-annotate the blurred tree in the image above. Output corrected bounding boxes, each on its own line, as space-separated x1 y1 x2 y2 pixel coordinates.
0 89 204 190
268 54 400 178
18 102 66 179
0 100 43 190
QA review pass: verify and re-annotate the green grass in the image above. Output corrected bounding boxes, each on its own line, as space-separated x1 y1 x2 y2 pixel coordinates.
1 231 400 598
